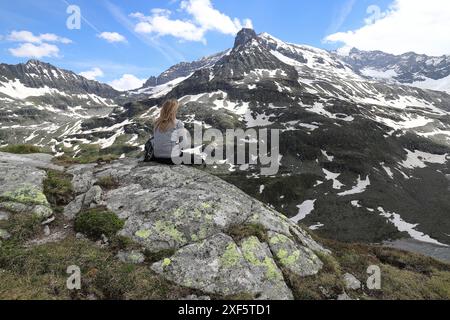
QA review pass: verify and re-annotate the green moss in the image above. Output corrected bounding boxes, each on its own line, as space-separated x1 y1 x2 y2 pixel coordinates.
1 185 49 206
221 242 241 268
74 208 124 240
0 144 48 154
43 170 74 206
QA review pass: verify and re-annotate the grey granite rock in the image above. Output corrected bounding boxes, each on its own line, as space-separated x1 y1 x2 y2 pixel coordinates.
343 273 361 290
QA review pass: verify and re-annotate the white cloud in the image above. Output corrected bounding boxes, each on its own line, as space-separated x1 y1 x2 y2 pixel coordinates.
131 0 252 43
109 74 146 91
324 0 450 56
9 43 60 58
6 30 72 44
98 32 127 43
79 67 104 80
180 0 253 35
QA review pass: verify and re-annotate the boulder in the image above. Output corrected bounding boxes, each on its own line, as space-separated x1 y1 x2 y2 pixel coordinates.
343 273 361 290
1 155 329 299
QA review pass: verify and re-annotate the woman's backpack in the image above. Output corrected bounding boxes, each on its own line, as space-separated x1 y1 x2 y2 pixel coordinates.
144 137 154 162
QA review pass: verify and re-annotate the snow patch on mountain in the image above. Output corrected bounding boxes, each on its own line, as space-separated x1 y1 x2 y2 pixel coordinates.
411 75 450 93
338 175 370 196
378 207 448 247
323 169 344 190
400 149 448 169
291 200 316 224
361 68 398 80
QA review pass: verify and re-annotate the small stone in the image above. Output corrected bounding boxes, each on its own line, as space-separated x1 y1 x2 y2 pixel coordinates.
63 194 84 219
31 205 53 219
337 292 352 300
41 216 55 225
75 233 87 240
0 229 11 240
101 234 109 244
181 295 211 300
0 211 9 221
83 186 103 207
43 225 51 236
117 250 145 264
343 273 361 290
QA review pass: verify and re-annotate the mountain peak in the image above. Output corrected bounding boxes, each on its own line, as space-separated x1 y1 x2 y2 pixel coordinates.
234 28 257 48
25 59 47 67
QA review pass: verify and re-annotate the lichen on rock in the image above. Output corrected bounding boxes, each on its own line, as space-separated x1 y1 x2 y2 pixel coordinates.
1 185 49 207
1 155 328 299
268 231 323 277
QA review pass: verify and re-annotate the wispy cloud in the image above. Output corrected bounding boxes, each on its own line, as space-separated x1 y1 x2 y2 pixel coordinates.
104 0 185 64
327 0 356 34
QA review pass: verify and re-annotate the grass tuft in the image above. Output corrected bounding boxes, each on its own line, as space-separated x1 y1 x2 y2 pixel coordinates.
74 208 124 240
43 170 74 207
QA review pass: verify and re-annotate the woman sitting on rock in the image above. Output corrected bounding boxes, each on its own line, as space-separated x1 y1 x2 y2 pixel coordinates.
148 99 188 165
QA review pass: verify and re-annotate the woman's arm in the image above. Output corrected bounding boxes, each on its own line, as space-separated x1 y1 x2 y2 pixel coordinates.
176 121 189 149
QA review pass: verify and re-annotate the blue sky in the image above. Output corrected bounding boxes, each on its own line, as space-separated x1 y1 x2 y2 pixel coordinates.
1 0 447 91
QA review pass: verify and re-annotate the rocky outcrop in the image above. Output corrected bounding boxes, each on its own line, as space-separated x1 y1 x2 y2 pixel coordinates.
0 152 329 300
65 158 329 299
0 152 61 220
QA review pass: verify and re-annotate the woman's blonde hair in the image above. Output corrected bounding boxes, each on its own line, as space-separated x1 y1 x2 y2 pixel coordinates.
154 99 180 132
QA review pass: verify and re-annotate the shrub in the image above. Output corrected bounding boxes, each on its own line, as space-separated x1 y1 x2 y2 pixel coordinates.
74 208 124 240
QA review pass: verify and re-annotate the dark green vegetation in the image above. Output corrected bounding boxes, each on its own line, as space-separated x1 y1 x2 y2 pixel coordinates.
74 208 124 240
43 170 74 207
0 144 48 154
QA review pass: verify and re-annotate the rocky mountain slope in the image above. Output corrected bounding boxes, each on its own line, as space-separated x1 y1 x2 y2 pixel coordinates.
0 60 120 148
1 28 450 250
1 151 449 300
339 48 450 93
90 29 450 247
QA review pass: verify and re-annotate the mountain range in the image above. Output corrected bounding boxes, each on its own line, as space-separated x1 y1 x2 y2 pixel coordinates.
1 28 449 251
